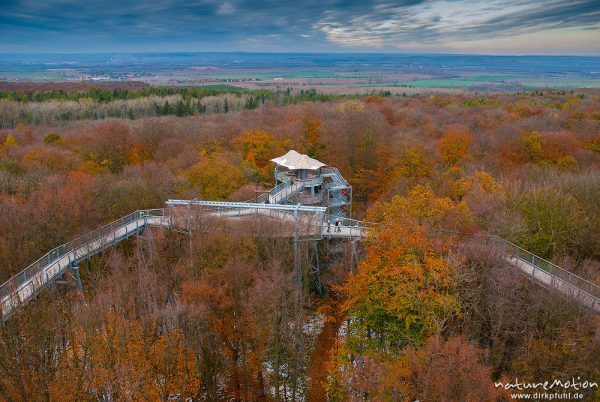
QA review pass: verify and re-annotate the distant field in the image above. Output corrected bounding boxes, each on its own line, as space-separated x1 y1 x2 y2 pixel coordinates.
409 76 600 89
0 52 597 92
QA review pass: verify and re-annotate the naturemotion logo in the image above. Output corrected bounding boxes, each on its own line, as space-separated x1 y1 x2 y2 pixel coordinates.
495 377 598 400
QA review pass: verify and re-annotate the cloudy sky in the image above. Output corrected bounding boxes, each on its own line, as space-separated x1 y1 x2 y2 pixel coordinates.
1 0 599 54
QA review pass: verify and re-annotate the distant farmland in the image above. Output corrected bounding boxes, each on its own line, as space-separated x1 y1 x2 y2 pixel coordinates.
1 52 598 92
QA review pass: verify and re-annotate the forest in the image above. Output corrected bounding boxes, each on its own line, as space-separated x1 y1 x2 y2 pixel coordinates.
0 84 361 129
0 87 599 401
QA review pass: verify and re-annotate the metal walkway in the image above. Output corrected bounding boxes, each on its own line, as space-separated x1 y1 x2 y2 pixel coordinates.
0 202 369 321
490 236 600 314
165 200 369 240
0 209 170 321
1 201 598 321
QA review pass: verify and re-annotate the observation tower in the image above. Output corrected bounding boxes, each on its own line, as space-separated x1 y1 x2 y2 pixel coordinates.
268 150 352 219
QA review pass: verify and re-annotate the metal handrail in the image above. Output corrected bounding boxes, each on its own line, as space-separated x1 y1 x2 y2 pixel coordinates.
270 181 303 204
325 216 375 228
489 235 600 300
276 171 322 186
241 180 300 204
270 179 294 197
299 176 323 187
0 209 166 320
297 192 324 205
322 216 376 237
322 167 351 188
4 198 598 322
167 199 326 213
242 168 347 205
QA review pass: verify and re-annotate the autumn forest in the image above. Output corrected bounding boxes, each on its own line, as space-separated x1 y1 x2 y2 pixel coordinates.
0 86 600 401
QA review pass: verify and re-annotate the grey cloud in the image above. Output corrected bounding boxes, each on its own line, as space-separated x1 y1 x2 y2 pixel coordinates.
314 0 600 47
0 0 598 52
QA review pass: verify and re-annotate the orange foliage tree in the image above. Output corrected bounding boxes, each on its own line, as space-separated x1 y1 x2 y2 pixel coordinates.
503 130 579 168
393 146 433 181
340 219 460 353
327 185 473 399
302 113 325 159
234 129 289 183
451 171 503 200
182 148 246 200
49 313 199 401
84 121 133 173
328 335 503 401
437 128 472 166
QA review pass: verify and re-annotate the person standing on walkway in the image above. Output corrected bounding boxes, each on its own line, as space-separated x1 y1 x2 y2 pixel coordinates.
335 218 341 233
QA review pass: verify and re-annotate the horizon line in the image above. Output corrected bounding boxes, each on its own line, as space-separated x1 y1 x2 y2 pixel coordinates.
1 50 599 58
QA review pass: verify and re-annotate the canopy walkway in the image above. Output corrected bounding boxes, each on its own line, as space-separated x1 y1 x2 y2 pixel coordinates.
491 236 600 314
1 201 599 321
0 202 369 321
0 209 170 321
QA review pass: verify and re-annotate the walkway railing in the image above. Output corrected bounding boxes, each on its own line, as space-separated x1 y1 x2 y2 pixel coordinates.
276 171 322 187
1 209 168 321
168 200 326 214
269 180 303 203
322 217 375 239
488 235 600 308
167 199 328 240
3 200 599 321
270 179 293 197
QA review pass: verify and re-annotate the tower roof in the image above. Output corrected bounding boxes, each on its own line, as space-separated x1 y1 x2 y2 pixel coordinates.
270 150 326 170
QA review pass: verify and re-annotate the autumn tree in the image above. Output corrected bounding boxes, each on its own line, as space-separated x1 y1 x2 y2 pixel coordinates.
234 129 289 183
328 335 503 402
393 146 433 181
327 185 475 399
301 113 325 159
452 170 503 200
1 133 18 154
0 293 73 401
588 133 600 154
13 121 33 144
368 184 472 232
382 336 503 402
437 128 472 166
50 313 199 401
537 131 579 169
84 121 133 173
181 149 246 200
513 186 585 258
340 219 460 353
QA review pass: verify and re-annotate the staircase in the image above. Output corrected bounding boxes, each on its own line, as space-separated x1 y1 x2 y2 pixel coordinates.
269 179 304 204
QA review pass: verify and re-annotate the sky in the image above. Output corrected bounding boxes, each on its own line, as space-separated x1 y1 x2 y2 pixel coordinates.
0 0 599 55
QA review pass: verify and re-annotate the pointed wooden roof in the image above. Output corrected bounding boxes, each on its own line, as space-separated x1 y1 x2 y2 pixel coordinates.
270 150 326 170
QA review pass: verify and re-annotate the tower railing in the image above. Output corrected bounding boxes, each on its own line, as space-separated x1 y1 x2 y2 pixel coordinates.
270 178 294 197
321 167 350 188
270 180 303 203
